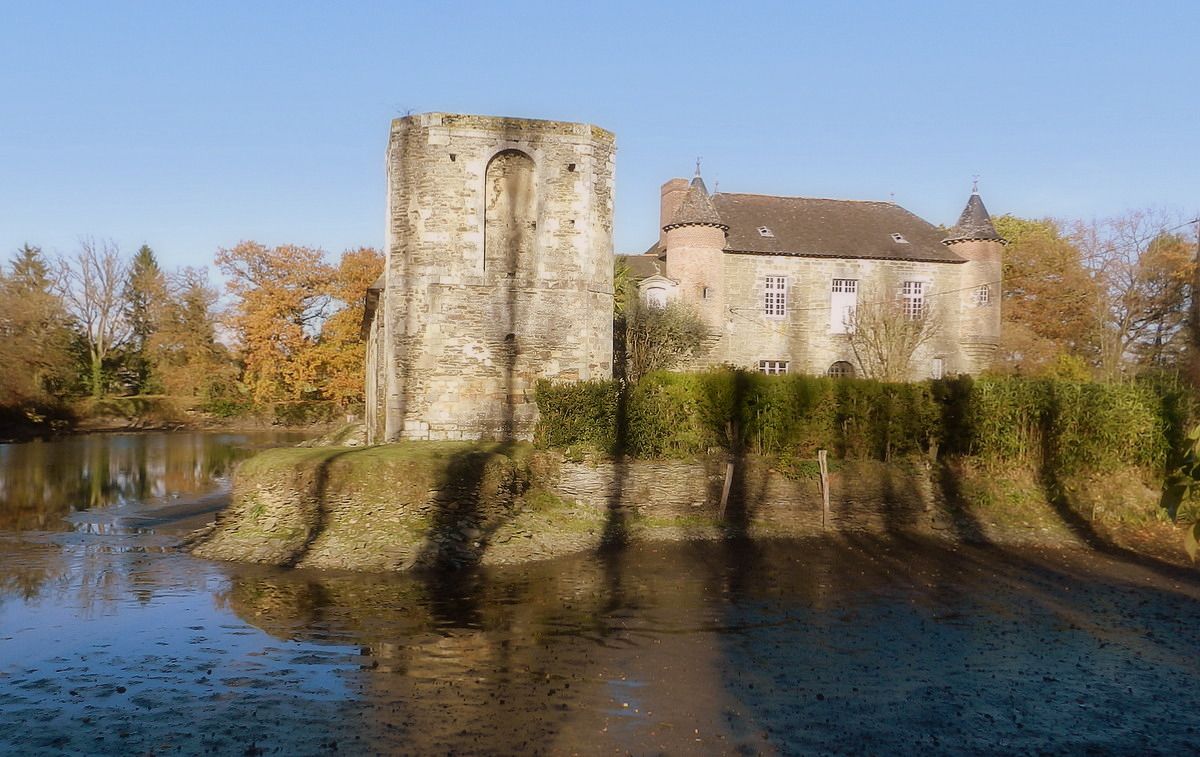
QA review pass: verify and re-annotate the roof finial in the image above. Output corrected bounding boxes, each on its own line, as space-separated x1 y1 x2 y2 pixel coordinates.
972 175 980 195
695 156 703 178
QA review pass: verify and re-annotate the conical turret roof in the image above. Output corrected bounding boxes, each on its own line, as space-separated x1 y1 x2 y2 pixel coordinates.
943 191 1003 244
663 172 727 230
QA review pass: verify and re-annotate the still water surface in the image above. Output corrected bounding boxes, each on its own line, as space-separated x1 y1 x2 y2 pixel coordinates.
2 433 1200 755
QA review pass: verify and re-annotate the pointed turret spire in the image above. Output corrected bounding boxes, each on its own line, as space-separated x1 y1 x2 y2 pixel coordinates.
943 187 1003 244
663 169 727 231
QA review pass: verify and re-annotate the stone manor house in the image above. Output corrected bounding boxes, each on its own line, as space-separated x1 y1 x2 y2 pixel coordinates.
362 113 1002 444
624 171 1004 381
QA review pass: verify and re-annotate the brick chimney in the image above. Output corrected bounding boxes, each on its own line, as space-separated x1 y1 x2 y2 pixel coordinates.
659 178 689 248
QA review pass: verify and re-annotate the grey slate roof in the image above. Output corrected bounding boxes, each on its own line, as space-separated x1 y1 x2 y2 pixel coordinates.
943 192 1004 243
620 253 664 279
712 193 966 263
664 175 728 230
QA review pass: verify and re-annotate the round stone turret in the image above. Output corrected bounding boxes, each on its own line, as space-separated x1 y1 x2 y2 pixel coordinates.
663 172 728 328
944 189 1004 373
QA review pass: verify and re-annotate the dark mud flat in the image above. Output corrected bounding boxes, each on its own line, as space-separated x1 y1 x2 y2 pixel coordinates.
3 530 1200 755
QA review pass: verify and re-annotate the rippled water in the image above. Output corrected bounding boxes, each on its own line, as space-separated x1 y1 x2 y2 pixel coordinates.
2 433 1200 755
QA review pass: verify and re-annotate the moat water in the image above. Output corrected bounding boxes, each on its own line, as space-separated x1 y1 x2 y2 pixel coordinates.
2 432 1200 755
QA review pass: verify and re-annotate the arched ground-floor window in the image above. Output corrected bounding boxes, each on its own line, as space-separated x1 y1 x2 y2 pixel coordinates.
827 360 855 378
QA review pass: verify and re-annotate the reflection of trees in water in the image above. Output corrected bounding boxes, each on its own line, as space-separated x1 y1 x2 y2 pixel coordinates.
0 541 67 605
0 431 301 604
0 432 294 530
0 542 212 613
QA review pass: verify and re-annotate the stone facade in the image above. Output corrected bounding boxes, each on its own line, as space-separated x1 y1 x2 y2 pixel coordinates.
363 113 615 443
628 176 1004 380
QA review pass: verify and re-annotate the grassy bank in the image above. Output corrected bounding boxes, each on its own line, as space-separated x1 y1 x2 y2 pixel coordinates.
188 440 1196 571
188 372 1199 572
188 442 602 570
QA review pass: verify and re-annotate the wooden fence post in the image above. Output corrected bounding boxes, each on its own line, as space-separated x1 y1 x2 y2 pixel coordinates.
818 449 830 529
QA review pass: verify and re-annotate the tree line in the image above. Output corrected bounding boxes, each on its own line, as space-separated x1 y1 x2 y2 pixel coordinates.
0 239 383 420
995 208 1198 382
2 205 1195 428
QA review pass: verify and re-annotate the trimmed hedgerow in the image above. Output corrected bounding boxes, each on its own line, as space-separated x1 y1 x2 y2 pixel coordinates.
962 376 1185 473
534 369 1196 474
533 379 620 453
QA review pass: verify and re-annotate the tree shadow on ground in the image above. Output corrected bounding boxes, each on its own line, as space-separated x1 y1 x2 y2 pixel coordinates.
1029 397 1197 580
598 384 632 556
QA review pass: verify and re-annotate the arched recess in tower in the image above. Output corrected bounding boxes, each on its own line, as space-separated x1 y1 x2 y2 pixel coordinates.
484 149 536 277
484 148 537 438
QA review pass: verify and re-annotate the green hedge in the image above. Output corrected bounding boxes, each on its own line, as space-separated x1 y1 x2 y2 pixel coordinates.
964 377 1180 473
535 370 1196 474
533 380 620 452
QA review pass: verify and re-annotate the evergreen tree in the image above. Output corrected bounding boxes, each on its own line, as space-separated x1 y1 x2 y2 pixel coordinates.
122 244 165 393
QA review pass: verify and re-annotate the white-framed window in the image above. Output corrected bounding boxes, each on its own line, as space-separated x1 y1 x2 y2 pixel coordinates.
757 226 775 237
830 278 858 334
975 284 990 306
759 360 788 375
931 357 945 380
764 276 787 318
891 233 909 244
902 281 926 320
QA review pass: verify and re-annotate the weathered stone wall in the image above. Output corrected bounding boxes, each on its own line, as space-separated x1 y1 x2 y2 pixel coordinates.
188 449 946 572
196 440 1186 573
367 114 616 443
679 253 976 379
551 457 937 533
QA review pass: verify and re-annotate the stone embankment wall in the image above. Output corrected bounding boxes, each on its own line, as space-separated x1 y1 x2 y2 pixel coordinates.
191 444 1103 572
552 457 942 534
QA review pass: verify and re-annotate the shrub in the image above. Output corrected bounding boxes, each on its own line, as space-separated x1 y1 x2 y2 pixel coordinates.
533 379 619 453
272 401 339 426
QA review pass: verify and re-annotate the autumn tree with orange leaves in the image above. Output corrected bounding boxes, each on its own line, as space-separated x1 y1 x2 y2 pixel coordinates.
216 242 334 402
215 242 383 405
995 210 1195 379
309 247 384 405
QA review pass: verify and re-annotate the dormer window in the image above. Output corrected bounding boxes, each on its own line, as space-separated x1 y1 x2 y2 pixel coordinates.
891 233 908 244
757 226 774 237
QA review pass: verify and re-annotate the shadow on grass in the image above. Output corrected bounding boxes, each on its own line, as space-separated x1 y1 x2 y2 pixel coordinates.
281 449 354 569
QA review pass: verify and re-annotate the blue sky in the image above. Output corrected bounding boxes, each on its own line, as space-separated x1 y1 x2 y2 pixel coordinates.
2 0 1197 273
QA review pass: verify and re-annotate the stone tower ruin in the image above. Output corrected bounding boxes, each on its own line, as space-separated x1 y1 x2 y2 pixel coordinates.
362 113 615 443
